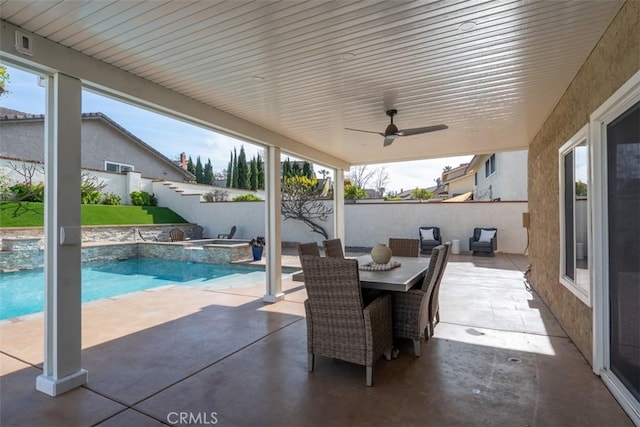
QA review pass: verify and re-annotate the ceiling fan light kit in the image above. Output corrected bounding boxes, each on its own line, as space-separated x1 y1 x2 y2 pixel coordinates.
345 109 448 147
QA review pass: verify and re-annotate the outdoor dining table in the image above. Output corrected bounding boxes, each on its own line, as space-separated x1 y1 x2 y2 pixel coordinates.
357 255 430 292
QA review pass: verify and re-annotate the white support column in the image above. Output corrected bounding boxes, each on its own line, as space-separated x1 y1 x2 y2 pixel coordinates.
333 169 346 245
263 146 284 303
36 73 87 396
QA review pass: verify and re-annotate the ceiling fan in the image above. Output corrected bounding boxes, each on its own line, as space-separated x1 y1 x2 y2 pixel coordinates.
345 109 448 147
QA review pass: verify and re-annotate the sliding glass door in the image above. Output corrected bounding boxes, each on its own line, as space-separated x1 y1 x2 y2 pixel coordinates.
606 100 640 404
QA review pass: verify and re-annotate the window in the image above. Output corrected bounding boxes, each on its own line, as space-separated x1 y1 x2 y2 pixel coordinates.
474 172 478 185
485 154 496 177
105 161 134 173
559 125 590 305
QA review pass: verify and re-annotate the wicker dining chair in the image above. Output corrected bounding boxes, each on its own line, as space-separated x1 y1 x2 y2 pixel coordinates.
427 241 452 337
388 238 420 257
391 245 445 357
300 255 393 386
297 242 321 257
323 238 345 258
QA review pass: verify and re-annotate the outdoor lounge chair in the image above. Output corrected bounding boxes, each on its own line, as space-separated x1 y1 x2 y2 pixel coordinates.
388 238 420 257
191 224 204 240
323 238 344 258
297 242 321 257
391 245 445 356
300 255 393 386
419 226 442 254
218 225 237 239
169 228 185 242
469 227 497 256
427 241 452 338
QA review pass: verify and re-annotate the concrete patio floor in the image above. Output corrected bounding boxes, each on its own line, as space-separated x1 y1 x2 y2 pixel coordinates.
0 252 632 426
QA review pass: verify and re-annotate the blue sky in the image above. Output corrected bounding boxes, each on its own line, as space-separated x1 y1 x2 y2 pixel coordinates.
1 65 472 192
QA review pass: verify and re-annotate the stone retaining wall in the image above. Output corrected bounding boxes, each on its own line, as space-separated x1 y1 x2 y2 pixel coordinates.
0 237 44 271
0 240 252 271
0 224 196 245
138 242 252 264
82 243 139 264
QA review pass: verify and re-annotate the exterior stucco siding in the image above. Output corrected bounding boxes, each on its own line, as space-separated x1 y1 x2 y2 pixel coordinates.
0 117 188 182
0 121 43 161
474 150 528 201
495 150 528 200
528 0 640 364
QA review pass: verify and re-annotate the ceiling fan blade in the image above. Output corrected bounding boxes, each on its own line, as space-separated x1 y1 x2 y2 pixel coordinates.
383 136 396 147
397 124 449 136
345 127 385 136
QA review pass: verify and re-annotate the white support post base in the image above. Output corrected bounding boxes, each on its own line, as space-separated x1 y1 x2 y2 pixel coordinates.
36 369 88 396
263 293 285 303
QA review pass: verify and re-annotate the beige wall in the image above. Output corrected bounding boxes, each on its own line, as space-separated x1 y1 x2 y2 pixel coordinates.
528 1 640 364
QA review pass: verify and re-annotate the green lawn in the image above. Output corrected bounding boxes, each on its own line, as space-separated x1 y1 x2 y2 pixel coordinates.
0 202 187 227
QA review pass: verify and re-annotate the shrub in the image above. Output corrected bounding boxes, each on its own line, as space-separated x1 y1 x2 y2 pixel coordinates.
0 173 13 201
102 192 122 205
10 182 44 202
410 187 434 200
130 190 157 206
344 184 367 200
203 189 229 202
232 193 262 201
81 189 102 204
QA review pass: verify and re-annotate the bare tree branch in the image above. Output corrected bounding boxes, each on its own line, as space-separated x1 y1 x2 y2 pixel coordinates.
349 165 375 189
372 166 390 197
7 161 44 185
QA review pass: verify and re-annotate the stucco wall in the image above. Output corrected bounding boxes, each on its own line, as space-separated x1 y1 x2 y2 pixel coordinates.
160 181 265 200
153 179 529 254
528 0 640 364
0 117 188 181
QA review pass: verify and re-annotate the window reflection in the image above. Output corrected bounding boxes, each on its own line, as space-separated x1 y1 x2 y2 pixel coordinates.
574 143 589 294
559 130 591 305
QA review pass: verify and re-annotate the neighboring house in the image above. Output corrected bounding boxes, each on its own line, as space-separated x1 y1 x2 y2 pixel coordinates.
363 188 382 199
467 150 528 201
0 108 194 182
441 163 473 199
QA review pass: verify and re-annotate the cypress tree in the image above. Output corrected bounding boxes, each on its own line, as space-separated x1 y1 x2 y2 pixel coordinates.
226 152 233 187
283 158 291 178
232 148 239 188
187 156 196 175
237 146 248 189
291 162 301 177
195 156 204 183
302 161 314 179
249 158 258 191
257 153 265 190
203 159 213 185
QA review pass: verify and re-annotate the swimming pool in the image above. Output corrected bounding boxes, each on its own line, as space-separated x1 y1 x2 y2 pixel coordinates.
0 258 297 320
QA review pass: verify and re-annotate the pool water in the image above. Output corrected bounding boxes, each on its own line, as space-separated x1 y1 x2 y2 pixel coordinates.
0 258 296 320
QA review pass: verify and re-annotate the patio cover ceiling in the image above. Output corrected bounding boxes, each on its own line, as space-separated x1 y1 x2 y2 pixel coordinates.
0 0 625 168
